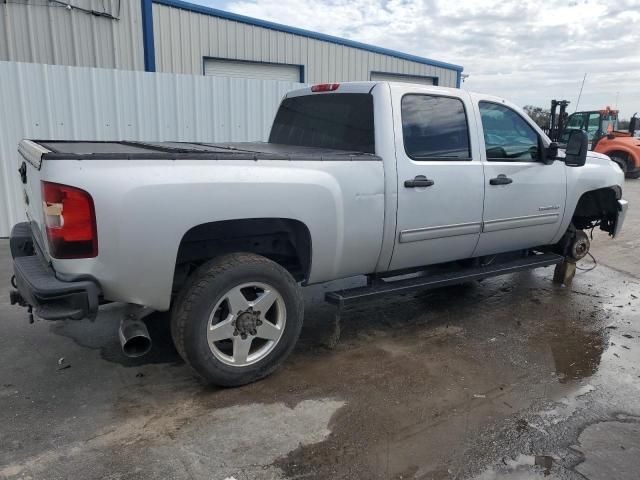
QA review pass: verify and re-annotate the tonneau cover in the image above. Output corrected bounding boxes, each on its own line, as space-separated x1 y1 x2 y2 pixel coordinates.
33 141 381 162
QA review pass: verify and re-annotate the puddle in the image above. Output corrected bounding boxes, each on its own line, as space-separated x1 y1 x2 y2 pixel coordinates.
546 326 605 383
473 454 560 479
272 265 640 479
535 384 596 428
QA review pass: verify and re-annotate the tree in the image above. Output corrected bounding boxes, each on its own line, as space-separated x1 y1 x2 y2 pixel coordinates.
523 105 551 130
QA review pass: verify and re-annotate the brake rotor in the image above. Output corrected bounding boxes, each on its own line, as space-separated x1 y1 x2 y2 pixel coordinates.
570 230 590 261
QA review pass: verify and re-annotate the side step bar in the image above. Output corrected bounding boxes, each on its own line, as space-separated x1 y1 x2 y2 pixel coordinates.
325 253 564 308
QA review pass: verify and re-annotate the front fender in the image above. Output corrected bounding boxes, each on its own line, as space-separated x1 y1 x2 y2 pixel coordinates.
552 152 625 243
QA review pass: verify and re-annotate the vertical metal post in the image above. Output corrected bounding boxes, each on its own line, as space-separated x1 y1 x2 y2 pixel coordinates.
141 0 156 72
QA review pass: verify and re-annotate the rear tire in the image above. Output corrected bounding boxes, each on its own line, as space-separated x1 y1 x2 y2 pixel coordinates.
171 253 304 387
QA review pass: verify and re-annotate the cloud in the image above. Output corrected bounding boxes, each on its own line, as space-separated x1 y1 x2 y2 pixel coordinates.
199 0 640 118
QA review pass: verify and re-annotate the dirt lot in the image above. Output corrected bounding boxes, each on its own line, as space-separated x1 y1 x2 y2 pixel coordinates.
1 181 639 480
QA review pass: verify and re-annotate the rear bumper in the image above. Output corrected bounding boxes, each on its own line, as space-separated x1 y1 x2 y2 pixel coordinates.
614 199 628 238
10 222 100 320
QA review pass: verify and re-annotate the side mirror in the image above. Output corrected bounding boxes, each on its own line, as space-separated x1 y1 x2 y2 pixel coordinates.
543 142 559 165
565 129 589 167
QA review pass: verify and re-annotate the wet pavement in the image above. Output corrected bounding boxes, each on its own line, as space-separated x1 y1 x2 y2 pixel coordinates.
1 181 639 480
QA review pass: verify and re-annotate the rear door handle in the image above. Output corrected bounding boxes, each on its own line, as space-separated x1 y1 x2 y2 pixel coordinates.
489 174 513 185
404 175 435 188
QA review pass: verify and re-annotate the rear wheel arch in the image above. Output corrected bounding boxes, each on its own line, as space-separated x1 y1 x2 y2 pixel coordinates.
173 218 312 292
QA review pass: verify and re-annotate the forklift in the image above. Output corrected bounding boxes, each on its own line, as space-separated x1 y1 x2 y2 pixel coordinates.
549 100 640 178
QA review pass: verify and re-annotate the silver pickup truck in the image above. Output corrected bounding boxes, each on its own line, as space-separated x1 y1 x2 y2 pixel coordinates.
10 82 628 386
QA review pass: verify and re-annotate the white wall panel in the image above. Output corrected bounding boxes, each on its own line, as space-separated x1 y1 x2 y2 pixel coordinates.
0 61 304 237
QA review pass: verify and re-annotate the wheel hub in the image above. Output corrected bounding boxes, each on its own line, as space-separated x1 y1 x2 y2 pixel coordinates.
234 308 261 337
206 281 287 367
570 230 590 261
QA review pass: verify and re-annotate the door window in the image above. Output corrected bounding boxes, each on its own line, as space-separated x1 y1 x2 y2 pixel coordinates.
587 113 601 140
560 113 586 143
566 113 586 129
401 95 471 160
479 102 540 161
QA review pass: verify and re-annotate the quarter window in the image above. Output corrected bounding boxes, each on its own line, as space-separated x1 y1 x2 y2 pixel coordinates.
401 95 471 160
479 102 540 161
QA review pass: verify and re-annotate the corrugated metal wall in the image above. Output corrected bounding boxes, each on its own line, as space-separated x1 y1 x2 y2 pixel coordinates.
152 3 458 87
0 0 144 70
0 61 303 237
0 1 459 87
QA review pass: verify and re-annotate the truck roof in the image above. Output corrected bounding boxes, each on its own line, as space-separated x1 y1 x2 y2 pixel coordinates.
285 81 464 98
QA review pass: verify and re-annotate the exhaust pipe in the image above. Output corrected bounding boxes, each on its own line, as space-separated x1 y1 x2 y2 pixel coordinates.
119 315 152 358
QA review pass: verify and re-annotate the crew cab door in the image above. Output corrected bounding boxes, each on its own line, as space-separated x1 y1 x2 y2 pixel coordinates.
473 99 566 257
388 87 485 271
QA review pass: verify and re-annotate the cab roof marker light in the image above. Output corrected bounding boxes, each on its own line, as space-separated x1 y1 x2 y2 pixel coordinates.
311 83 340 92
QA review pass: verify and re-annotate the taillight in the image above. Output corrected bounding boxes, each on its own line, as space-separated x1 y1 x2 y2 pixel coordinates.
311 83 340 92
42 181 98 259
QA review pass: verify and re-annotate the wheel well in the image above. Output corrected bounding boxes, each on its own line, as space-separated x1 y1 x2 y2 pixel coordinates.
572 187 619 235
173 218 312 291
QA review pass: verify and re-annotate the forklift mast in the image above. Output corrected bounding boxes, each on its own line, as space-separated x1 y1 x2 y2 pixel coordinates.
549 100 570 142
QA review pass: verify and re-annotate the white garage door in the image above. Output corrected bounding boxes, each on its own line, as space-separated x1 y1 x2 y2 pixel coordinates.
370 72 436 86
204 58 301 82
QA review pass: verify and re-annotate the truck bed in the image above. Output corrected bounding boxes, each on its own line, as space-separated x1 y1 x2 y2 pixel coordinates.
32 141 381 162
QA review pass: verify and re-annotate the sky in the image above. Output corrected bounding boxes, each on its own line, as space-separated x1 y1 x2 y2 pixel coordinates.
194 0 640 120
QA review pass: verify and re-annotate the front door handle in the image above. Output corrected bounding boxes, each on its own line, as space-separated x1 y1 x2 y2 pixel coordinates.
489 174 513 186
404 175 435 188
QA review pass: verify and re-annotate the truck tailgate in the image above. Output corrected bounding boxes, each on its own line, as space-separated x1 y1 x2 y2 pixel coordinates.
17 140 51 257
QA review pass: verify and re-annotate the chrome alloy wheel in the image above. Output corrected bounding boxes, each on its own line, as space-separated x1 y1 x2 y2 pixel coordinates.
206 282 286 367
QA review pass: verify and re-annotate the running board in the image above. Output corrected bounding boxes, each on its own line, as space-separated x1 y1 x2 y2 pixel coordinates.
325 253 564 308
